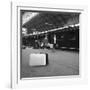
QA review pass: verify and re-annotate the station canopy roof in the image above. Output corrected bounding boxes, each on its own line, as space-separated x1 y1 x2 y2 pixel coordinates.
22 10 80 34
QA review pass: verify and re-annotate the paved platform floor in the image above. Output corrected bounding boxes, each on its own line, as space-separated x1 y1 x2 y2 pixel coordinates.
21 48 79 78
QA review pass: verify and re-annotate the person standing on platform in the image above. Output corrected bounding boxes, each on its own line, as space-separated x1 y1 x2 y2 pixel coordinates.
43 34 48 49
54 34 56 46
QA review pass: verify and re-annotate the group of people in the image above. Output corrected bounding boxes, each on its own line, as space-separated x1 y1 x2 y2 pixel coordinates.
34 36 55 49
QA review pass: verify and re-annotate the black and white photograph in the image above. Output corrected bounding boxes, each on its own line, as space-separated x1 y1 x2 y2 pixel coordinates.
20 9 80 78
0 0 88 89
9 0 89 88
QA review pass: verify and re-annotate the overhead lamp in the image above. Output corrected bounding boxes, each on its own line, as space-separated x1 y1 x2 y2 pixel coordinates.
45 22 53 25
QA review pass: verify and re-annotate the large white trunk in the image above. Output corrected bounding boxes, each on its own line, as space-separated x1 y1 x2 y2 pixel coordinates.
29 53 46 66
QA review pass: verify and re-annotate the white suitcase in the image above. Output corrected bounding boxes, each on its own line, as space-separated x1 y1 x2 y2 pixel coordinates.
29 53 48 66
